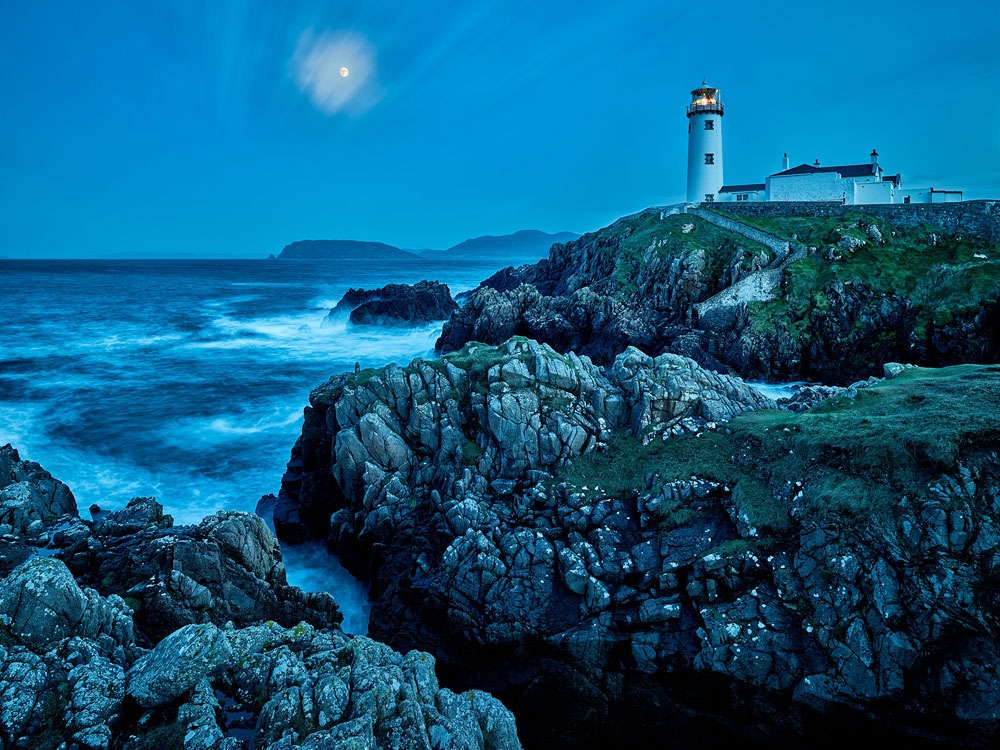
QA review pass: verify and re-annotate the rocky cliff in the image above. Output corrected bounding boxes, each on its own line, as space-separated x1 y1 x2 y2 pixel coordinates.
0 444 521 749
276 341 1000 748
437 207 1000 384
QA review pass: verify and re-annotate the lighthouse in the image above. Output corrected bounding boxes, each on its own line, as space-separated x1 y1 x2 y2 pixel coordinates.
686 82 724 203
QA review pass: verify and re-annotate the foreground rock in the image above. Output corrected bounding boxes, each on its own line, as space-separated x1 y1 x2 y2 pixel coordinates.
277 342 1000 748
436 207 1000 383
331 280 458 326
0 444 521 749
53 496 340 643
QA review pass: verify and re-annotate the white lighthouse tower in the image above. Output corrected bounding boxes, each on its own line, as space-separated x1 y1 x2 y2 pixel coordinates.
686 82 724 203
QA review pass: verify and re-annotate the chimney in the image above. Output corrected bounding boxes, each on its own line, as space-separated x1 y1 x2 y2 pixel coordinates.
814 159 821 167
782 152 790 170
870 148 879 166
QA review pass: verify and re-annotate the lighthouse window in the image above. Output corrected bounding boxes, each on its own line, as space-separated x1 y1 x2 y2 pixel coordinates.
705 120 714 130
704 153 714 164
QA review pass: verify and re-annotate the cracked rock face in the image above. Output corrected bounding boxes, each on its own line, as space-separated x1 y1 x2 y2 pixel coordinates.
278 341 1000 748
435 210 1000 384
0 444 522 749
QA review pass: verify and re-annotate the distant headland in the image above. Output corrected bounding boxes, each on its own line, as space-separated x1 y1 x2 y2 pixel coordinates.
276 229 579 261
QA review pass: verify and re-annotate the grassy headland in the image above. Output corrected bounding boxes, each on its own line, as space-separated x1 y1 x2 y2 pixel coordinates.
565 364 1000 533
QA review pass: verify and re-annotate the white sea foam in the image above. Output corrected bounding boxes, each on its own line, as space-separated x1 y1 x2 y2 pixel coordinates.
281 540 371 634
96 332 186 349
0 402 45 452
1 258 507 630
206 410 303 437
748 381 811 401
191 311 442 364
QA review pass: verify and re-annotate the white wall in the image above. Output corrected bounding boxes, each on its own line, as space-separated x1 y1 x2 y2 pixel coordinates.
686 112 724 202
767 172 847 202
931 191 963 203
853 180 894 204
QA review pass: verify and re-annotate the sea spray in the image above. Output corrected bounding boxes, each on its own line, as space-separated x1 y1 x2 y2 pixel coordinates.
0 257 501 610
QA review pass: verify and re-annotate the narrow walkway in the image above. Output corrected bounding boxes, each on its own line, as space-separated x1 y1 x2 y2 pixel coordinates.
684 206 808 323
686 205 792 263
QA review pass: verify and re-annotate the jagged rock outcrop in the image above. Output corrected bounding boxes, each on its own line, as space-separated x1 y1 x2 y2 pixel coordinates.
53 496 341 642
277 341 1000 747
0 445 522 749
0 443 76 546
331 280 458 326
436 208 1000 383
437 211 766 373
274 336 772 547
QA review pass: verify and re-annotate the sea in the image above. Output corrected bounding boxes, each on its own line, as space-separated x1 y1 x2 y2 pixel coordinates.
0 256 508 633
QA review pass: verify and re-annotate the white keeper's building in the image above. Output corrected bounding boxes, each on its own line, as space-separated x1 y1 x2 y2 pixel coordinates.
684 82 963 205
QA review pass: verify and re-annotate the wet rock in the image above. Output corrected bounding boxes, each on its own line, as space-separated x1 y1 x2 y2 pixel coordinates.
278 340 1000 747
58 499 342 641
331 281 458 326
0 557 134 651
0 444 76 539
126 622 233 707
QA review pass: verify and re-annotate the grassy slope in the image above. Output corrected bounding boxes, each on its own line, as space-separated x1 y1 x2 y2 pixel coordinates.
565 364 1000 534
577 211 772 299
715 211 1000 337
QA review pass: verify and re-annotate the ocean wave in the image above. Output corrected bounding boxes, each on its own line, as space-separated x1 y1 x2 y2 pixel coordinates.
189 311 442 365
96 332 187 349
280 541 371 634
206 410 304 436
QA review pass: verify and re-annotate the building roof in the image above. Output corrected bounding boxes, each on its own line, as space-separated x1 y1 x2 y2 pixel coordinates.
719 183 766 193
771 163 877 178
882 174 901 187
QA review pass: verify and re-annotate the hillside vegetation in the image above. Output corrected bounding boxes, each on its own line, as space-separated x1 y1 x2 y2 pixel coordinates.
439 205 1000 383
724 210 1000 344
565 363 1000 534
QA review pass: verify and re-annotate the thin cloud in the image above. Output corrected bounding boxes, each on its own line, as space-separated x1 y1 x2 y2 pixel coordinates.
291 30 381 115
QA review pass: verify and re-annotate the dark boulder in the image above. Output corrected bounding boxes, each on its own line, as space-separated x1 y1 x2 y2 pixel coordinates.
331 280 458 326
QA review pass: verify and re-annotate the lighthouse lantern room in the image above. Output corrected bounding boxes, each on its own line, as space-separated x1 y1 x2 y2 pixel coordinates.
686 82 724 203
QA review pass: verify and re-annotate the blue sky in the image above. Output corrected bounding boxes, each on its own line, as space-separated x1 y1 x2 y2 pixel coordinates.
1 0 997 258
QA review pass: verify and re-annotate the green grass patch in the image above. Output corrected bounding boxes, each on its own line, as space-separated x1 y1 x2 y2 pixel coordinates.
714 211 883 246
561 364 1000 532
462 440 483 466
581 210 772 300
745 213 1000 356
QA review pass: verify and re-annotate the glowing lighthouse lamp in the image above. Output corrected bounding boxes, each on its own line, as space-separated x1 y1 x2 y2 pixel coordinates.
686 82 724 203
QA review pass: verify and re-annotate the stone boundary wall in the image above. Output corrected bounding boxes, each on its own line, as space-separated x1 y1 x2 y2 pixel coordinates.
705 200 1000 244
688 208 790 259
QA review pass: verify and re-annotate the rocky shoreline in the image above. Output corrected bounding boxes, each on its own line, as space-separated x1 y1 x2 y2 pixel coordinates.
274 333 1000 748
274 197 1000 746
0 444 521 749
5 204 999 748
437 208 999 383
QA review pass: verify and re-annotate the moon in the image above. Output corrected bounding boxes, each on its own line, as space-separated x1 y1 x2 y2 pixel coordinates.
339 66 349 78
